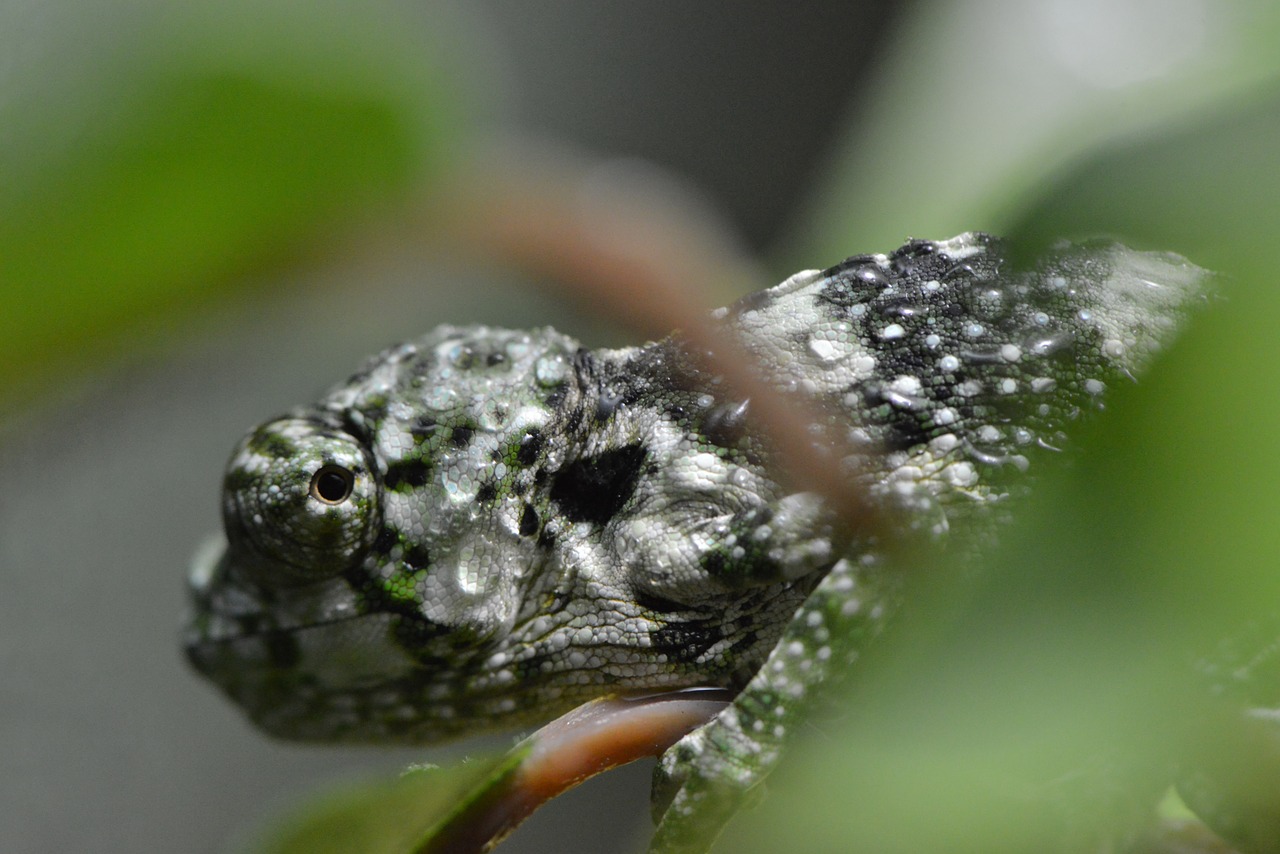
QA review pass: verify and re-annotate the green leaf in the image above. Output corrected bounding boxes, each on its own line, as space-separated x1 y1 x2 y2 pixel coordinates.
727 56 1280 854
257 750 524 854
0 0 469 410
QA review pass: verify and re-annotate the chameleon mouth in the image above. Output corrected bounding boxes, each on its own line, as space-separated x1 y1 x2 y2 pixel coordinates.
182 533 371 650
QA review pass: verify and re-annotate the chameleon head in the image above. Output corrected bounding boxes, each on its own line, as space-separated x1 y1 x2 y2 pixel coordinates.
184 326 591 743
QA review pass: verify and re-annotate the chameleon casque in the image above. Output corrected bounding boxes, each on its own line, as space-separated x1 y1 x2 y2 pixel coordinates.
185 233 1218 848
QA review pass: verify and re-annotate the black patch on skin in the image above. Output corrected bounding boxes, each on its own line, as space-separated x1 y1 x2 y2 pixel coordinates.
550 444 648 524
476 483 497 503
384 459 432 490
519 504 539 537
450 426 474 447
536 527 557 550
650 618 723 661
516 431 544 465
404 542 432 569
372 528 398 555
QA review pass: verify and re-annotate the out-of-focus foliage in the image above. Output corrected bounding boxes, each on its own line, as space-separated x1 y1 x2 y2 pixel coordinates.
725 3 1280 851
0 0 466 410
725 240 1280 850
258 750 525 854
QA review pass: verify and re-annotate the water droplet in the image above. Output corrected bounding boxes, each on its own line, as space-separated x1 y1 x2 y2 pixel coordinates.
854 264 889 286
851 354 877 377
535 355 568 386
883 390 920 411
424 388 459 411
809 335 855 363
1031 377 1056 393
889 375 923 396
1025 331 1075 357
878 297 924 318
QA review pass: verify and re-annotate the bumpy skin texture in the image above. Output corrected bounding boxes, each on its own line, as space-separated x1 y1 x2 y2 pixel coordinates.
185 233 1208 843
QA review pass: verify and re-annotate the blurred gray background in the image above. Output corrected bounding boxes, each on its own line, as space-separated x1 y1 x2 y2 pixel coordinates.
0 3 903 852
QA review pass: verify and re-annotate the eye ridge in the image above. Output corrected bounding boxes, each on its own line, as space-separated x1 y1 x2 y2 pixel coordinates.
310 464 355 505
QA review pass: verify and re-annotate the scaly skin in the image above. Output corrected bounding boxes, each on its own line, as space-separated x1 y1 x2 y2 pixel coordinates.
184 233 1212 848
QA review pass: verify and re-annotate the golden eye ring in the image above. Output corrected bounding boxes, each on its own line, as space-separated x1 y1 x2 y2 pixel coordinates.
310 465 355 505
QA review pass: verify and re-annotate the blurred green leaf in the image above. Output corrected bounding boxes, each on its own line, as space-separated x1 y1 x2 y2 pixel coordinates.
258 747 522 854
0 0 469 410
727 37 1280 854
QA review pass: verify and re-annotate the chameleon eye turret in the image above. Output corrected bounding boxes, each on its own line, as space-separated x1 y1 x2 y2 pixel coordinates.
222 418 380 584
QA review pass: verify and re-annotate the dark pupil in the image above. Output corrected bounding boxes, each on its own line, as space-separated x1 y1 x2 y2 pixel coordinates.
311 466 353 504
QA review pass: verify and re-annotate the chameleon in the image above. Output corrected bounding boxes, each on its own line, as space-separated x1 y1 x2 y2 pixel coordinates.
185 232 1219 850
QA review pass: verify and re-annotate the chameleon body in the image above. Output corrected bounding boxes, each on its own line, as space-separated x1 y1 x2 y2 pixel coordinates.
185 233 1209 846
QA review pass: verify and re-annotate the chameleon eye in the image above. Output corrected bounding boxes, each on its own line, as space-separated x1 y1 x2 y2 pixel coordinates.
223 418 379 583
311 465 355 504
